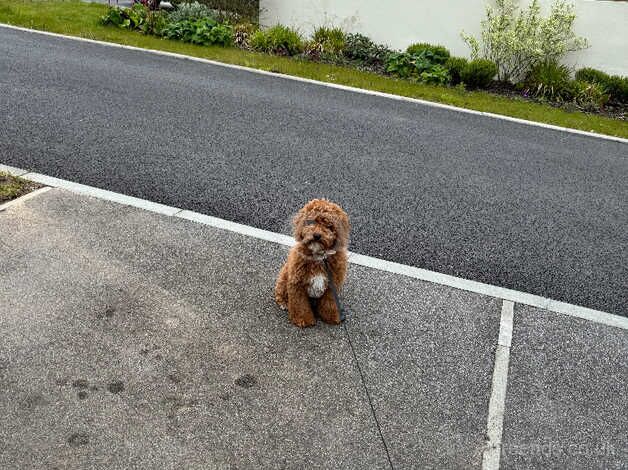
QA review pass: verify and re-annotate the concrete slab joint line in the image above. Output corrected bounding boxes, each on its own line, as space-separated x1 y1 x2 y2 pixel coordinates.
2 162 628 330
1 23 627 145
482 300 515 470
342 323 394 469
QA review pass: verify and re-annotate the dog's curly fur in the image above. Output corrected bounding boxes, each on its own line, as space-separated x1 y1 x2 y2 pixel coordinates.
275 199 350 328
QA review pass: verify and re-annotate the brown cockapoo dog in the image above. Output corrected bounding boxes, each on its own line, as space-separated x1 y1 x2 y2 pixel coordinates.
275 199 350 328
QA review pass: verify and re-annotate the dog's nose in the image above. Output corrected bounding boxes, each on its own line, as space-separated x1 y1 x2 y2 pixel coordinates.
313 233 321 241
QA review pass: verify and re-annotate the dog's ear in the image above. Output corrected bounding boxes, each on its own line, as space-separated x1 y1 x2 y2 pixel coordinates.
292 208 306 241
330 205 350 248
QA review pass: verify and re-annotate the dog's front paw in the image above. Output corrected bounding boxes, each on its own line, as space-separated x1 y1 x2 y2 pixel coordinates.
289 314 316 328
318 294 341 325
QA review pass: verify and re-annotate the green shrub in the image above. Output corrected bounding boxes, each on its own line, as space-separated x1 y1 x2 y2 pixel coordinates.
303 40 323 61
101 6 126 27
171 0 258 23
141 10 169 35
522 60 572 102
575 67 628 104
419 64 451 85
101 4 148 30
445 56 468 85
385 52 418 78
574 67 607 85
168 2 215 22
250 25 303 55
385 52 451 85
162 18 233 46
460 59 497 88
569 80 610 111
311 26 346 55
607 75 628 104
233 22 258 49
406 43 450 64
343 33 392 69
462 0 588 82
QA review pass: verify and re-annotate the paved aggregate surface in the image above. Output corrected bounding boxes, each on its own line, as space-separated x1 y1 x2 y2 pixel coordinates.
501 305 628 469
1 27 627 315
1 189 626 469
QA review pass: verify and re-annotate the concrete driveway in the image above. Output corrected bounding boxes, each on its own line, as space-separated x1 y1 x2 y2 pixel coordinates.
1 186 626 469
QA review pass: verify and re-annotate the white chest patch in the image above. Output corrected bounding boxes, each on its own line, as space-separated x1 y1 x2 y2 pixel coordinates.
307 274 327 298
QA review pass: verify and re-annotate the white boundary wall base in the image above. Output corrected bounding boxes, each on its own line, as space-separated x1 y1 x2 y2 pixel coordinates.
260 0 628 76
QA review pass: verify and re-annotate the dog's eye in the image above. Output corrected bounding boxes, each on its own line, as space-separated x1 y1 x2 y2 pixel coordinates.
304 219 317 226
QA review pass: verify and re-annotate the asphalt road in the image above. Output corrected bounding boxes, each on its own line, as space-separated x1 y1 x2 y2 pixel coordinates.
1 27 627 315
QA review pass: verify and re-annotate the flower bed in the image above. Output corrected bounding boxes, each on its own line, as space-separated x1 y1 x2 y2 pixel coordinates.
99 0 627 119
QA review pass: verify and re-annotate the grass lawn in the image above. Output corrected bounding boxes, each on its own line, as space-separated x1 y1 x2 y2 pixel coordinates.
1 0 627 139
0 172 41 203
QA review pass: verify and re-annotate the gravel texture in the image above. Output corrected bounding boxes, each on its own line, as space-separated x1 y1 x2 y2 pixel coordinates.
501 305 628 469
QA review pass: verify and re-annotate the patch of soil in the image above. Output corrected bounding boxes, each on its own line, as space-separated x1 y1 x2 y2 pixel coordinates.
0 173 42 204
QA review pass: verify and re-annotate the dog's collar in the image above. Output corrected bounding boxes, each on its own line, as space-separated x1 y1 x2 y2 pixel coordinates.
297 246 338 262
313 249 336 261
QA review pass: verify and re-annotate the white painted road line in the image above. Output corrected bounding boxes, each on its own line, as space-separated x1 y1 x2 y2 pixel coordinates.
482 300 515 470
0 163 30 177
2 163 628 330
24 172 183 216
177 210 295 247
348 253 628 330
1 22 627 145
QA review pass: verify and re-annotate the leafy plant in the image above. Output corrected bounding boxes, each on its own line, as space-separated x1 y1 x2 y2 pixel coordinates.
343 33 392 70
250 25 303 56
604 76 628 104
162 17 233 46
460 58 497 89
302 40 323 61
233 22 257 49
171 0 259 23
574 67 607 85
419 64 451 85
569 80 609 111
385 52 451 85
141 10 169 35
311 26 346 56
406 43 450 64
385 52 418 78
101 4 148 30
133 0 161 11
462 0 588 82
522 60 572 101
575 68 628 104
445 56 468 85
168 2 215 22
101 6 127 27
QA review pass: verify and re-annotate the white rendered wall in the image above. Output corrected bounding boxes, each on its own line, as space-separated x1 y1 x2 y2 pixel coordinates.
260 0 628 76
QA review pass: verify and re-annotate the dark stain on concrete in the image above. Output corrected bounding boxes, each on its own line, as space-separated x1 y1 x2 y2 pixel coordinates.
72 379 89 389
234 374 257 389
107 381 125 394
67 433 89 447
